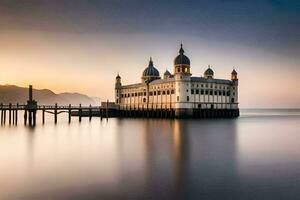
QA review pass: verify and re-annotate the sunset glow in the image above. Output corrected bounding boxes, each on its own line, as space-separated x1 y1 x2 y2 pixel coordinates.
0 1 299 108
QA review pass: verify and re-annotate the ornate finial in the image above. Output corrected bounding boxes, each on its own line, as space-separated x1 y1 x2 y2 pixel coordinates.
149 57 153 66
208 64 211 69
179 43 184 54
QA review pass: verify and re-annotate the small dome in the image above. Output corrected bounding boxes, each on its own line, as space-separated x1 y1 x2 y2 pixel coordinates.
174 44 190 66
204 65 214 79
164 70 171 76
204 66 214 76
116 74 121 79
142 57 160 77
205 68 214 75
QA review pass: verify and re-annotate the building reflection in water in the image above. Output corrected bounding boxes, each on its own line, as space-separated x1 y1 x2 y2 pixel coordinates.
113 118 238 199
17 117 237 200
136 119 189 200
172 120 189 199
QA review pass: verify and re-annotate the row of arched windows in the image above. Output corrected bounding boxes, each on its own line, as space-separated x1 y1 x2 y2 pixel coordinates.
191 89 230 96
121 89 175 98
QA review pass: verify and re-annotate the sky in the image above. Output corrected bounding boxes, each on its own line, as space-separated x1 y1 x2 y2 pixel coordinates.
0 0 299 108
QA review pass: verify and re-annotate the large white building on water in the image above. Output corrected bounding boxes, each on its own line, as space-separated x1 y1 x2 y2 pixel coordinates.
115 44 239 118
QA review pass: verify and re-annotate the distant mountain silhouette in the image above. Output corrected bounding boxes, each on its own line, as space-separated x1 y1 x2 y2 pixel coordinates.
0 85 99 105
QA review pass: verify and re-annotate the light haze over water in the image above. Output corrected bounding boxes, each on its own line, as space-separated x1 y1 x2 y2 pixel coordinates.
0 109 300 200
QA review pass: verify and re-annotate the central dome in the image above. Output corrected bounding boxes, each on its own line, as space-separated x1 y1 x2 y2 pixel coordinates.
174 44 190 66
141 57 160 83
142 57 160 77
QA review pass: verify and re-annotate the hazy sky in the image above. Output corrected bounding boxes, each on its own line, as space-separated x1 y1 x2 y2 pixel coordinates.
0 0 299 108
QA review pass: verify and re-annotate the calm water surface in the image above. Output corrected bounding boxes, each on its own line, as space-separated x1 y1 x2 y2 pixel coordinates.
0 109 300 200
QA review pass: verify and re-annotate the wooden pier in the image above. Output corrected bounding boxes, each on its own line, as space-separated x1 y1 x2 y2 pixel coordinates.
0 85 113 126
0 103 113 126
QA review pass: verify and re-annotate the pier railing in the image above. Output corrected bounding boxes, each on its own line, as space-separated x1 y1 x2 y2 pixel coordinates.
0 103 110 126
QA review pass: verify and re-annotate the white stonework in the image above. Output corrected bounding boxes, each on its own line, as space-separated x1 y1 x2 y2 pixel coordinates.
115 44 238 115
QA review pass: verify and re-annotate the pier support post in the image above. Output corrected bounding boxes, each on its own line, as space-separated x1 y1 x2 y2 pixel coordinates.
24 110 27 125
0 103 3 125
33 110 36 126
106 100 109 120
15 104 18 125
42 106 45 124
9 103 12 125
54 103 58 124
79 104 82 122
99 106 101 121
29 111 32 126
15 108 18 124
3 110 6 125
89 104 92 121
68 104 71 123
12 107 15 125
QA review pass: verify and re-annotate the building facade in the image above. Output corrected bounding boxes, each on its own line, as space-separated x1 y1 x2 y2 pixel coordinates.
115 44 239 118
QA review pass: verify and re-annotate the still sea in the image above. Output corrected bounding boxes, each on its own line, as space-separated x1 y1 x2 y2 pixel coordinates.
0 109 300 200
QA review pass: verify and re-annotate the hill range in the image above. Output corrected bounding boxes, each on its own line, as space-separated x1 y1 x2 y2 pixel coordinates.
0 85 100 106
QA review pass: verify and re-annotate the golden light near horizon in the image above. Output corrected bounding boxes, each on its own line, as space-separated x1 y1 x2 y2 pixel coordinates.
0 29 299 107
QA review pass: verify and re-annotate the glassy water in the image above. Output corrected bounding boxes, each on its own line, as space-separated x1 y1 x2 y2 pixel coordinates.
0 109 300 200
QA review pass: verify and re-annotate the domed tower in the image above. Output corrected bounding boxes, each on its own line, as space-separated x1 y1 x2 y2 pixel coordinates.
141 57 160 83
115 74 122 104
173 43 192 118
231 69 238 81
230 68 239 108
174 43 191 75
204 65 214 79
